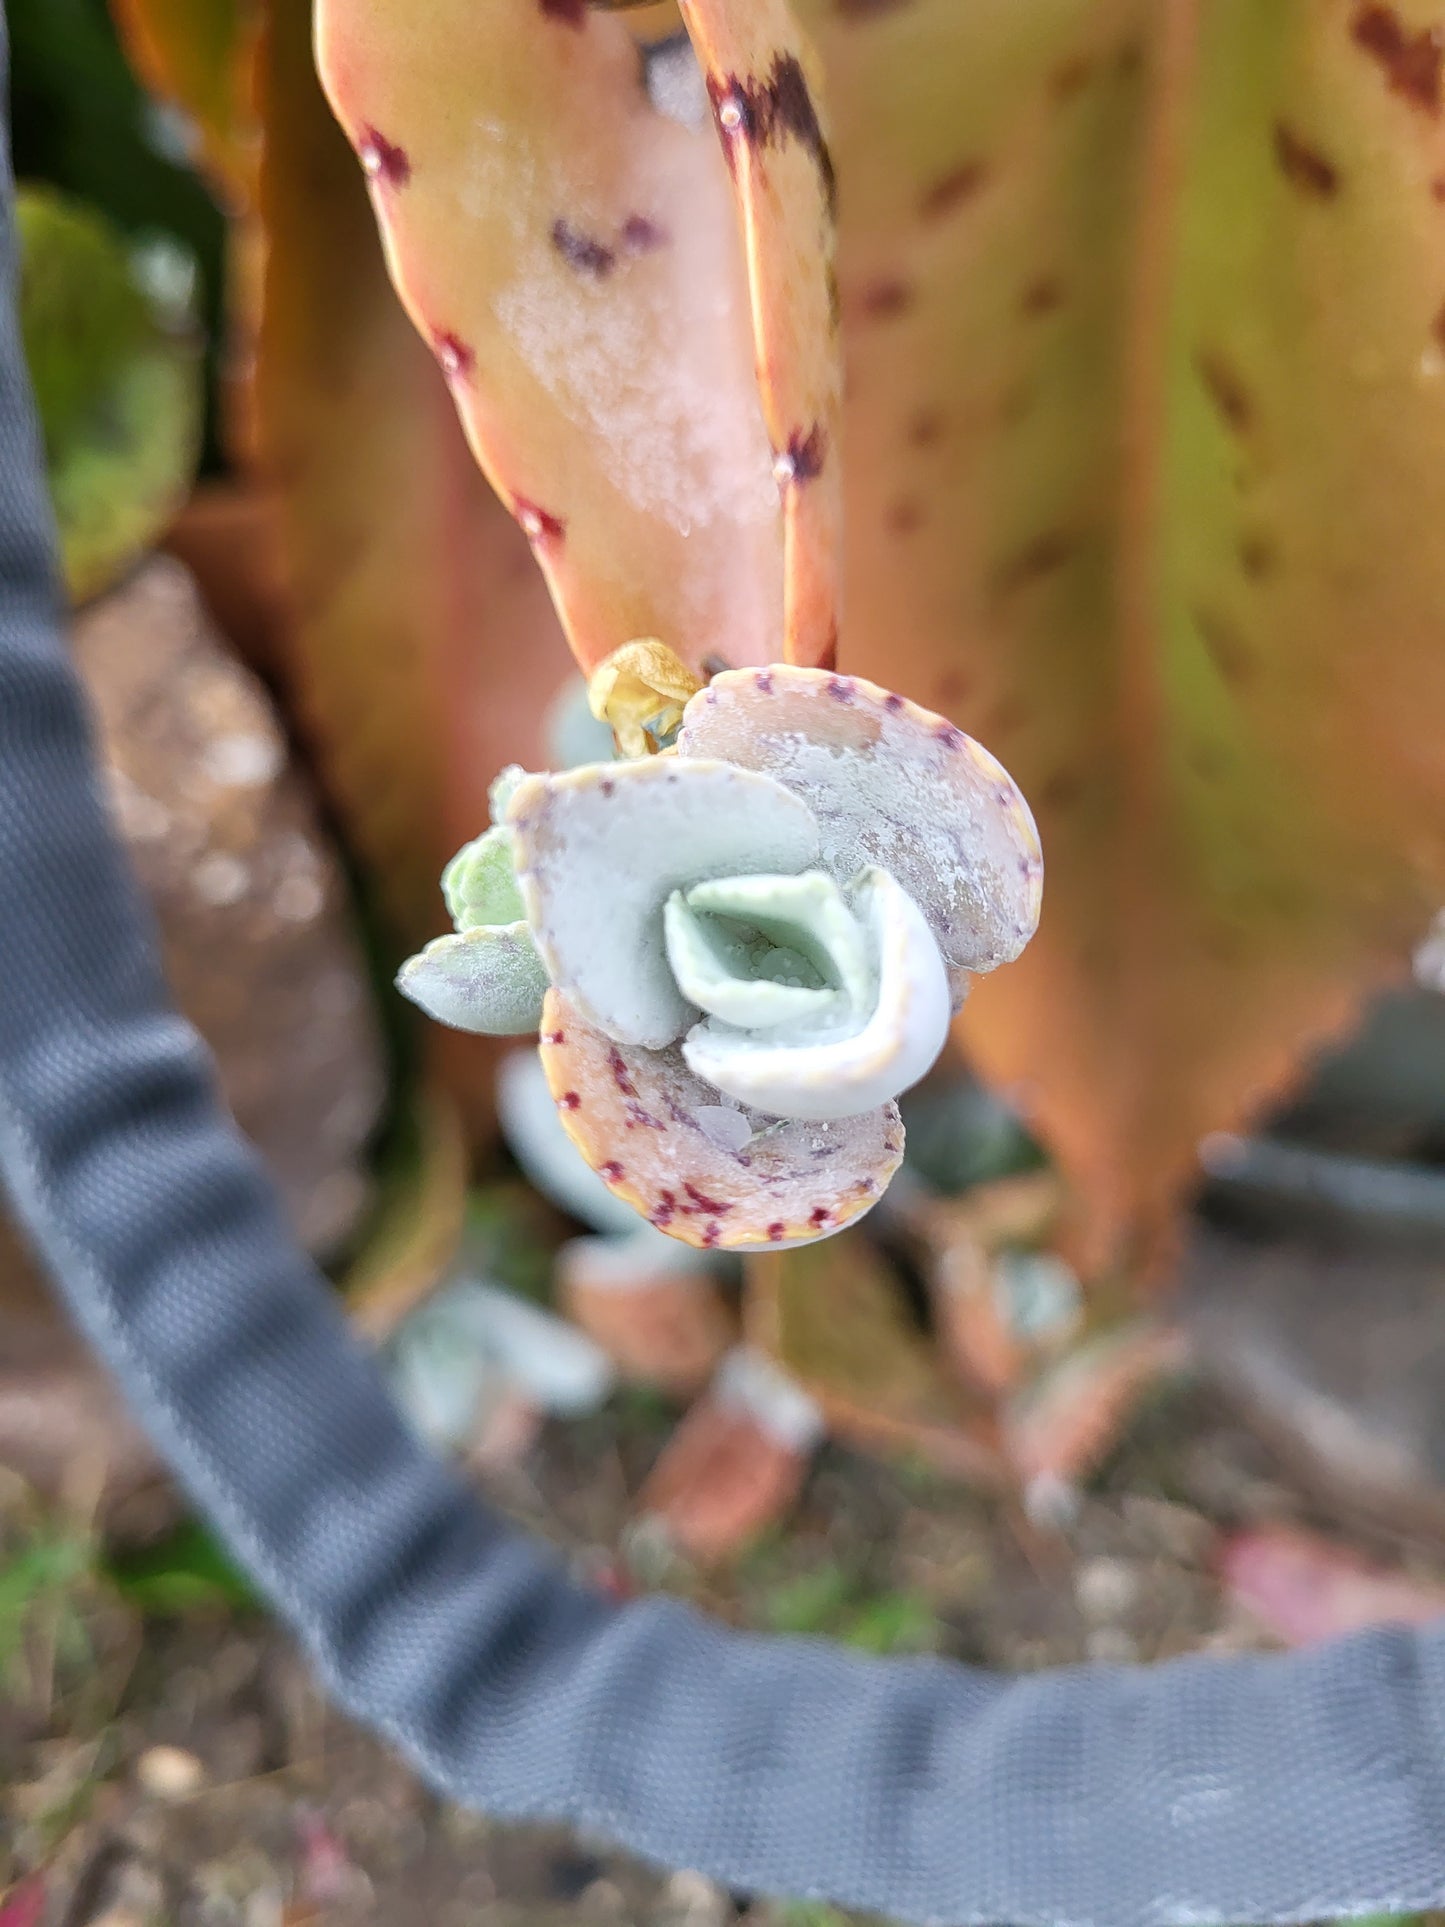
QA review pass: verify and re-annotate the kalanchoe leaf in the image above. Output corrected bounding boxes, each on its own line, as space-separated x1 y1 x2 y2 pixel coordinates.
396 925 548 1037
442 825 527 930
256 0 570 946
588 639 705 759
314 0 785 676
538 990 902 1252
663 874 849 1030
508 756 820 1049
683 866 951 1122
678 665 1041 980
678 0 843 672
671 869 873 1013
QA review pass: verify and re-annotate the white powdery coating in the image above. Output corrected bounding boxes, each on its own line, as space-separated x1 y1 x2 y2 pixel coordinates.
489 120 781 544
495 227 777 539
682 867 952 1122
510 760 820 1050
678 668 1043 974
693 1104 754 1153
396 926 548 1037
540 992 903 1253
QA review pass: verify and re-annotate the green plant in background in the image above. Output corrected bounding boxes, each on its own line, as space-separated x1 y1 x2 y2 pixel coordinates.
760 1562 938 1655
0 1521 93 1698
17 186 201 603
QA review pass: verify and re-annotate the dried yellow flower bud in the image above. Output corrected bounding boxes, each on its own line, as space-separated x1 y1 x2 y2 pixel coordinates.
587 639 704 759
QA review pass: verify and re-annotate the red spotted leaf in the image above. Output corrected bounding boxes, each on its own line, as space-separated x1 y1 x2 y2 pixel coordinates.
255 0 572 943
314 0 786 675
791 0 1445 1269
680 0 843 667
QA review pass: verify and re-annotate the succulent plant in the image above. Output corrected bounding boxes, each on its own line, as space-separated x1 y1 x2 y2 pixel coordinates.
116 0 1445 1285
397 651 1040 1250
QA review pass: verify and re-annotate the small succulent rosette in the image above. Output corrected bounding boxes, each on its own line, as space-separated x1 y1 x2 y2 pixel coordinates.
398 658 1042 1252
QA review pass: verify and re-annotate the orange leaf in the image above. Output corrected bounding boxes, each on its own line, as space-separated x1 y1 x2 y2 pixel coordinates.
794 0 1445 1268
747 1233 1002 1482
314 0 786 675
254 0 574 943
558 1238 737 1396
108 0 259 204
634 1348 821 1563
1005 1317 1183 1493
679 0 843 667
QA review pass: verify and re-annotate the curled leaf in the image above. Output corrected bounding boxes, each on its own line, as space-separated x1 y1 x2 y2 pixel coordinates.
510 757 820 1048
678 664 1041 979
665 868 868 1029
680 865 951 1121
537 989 902 1251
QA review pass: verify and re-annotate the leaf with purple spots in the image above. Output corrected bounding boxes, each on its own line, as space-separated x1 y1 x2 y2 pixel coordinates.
314 0 786 675
785 0 1445 1267
683 0 844 669
537 990 903 1251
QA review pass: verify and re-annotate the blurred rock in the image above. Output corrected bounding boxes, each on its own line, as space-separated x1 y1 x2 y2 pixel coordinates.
1264 984 1445 1163
74 556 386 1254
1181 1201 1445 1540
0 556 386 1525
135 1744 207 1802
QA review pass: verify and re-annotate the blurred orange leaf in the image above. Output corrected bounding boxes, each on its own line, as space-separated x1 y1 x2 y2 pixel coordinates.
634 1350 820 1564
314 0 794 675
254 0 574 943
109 0 258 202
747 1234 1002 1482
797 0 1445 1268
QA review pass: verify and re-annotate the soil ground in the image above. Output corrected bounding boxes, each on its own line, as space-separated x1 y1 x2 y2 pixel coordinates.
5 1377 1444 1927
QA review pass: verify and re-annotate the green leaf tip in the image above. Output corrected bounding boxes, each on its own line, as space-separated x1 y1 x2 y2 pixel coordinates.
443 823 527 930
396 925 548 1036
